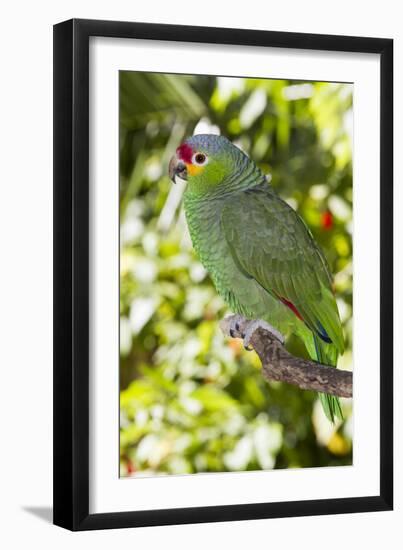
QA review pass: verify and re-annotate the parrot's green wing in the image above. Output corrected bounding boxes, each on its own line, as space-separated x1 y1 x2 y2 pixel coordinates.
221 185 344 355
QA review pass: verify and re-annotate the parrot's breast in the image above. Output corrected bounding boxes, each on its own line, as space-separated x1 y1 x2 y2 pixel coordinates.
183 196 230 289
183 194 289 325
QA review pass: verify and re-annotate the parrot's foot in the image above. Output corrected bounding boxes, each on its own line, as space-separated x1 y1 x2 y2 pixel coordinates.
243 319 285 350
226 315 284 351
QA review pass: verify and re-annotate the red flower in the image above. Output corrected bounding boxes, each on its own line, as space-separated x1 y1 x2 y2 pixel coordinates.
321 210 333 230
126 459 136 474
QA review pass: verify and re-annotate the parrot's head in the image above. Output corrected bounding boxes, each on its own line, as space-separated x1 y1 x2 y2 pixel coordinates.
169 134 248 196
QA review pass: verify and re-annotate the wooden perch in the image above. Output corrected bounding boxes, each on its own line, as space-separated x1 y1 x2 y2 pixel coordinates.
220 315 352 398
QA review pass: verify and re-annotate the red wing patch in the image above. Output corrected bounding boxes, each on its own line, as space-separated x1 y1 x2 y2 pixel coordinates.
280 297 303 321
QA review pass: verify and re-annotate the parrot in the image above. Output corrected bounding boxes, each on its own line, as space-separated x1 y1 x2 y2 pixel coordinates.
169 134 345 422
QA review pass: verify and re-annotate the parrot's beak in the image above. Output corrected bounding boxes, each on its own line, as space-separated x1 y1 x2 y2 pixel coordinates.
169 155 187 183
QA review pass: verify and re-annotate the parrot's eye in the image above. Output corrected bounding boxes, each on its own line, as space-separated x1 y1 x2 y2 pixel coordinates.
192 152 208 166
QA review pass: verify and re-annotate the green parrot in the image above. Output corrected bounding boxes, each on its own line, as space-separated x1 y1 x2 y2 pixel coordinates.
169 134 344 422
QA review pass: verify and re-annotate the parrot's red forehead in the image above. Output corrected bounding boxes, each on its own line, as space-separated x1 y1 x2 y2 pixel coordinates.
176 143 193 164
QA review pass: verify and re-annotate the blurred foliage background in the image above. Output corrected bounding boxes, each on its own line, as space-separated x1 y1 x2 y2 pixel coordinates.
119 72 353 477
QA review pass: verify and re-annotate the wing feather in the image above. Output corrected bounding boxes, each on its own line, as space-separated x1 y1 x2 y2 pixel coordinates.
221 186 344 353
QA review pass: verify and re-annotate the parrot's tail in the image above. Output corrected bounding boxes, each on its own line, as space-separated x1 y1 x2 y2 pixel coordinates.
313 334 343 423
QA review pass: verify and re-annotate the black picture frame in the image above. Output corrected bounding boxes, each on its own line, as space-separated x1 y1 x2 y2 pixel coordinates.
53 18 393 531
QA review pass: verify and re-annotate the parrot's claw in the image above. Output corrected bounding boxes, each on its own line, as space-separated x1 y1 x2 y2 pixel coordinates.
243 319 285 350
228 314 245 339
229 322 239 338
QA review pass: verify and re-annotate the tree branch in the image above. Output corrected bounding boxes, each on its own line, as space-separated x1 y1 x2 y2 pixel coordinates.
220 315 352 398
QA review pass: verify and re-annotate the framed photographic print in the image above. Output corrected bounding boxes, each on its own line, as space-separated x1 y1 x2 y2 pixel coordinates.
53 19 393 530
